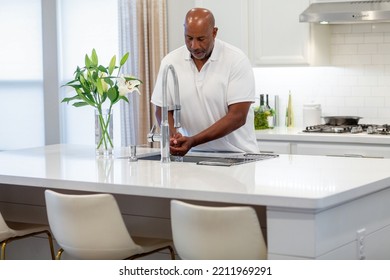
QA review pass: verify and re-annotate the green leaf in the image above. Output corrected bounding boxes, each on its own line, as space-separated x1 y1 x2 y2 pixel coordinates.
85 54 91 68
107 87 119 103
61 96 80 103
91 49 98 66
103 77 114 87
73 101 91 107
120 95 129 103
96 79 103 95
120 52 129 66
108 55 116 75
98 65 108 73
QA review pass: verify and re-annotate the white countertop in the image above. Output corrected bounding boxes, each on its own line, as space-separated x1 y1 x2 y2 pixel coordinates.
256 127 390 145
1 144 390 210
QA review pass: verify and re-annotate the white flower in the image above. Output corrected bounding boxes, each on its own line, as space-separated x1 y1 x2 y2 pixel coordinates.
118 75 141 96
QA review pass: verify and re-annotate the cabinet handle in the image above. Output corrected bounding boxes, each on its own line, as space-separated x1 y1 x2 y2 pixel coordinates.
326 154 384 159
259 150 274 154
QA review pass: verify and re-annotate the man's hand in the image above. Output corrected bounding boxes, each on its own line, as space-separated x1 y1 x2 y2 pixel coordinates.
170 133 194 156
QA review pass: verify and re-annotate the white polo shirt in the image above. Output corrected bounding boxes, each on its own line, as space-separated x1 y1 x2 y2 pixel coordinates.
151 39 258 153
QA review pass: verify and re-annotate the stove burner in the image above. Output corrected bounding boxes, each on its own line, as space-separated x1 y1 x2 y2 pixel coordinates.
303 124 390 135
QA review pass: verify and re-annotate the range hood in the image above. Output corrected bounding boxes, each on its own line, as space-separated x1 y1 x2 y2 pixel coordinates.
300 1 390 24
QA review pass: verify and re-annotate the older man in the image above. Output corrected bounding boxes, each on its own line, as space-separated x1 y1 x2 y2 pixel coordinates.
151 8 258 156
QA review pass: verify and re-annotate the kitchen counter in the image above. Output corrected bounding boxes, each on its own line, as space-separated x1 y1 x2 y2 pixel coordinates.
1 144 390 259
256 126 390 145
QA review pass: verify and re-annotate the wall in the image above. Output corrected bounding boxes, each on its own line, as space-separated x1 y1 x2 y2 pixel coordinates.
253 23 390 127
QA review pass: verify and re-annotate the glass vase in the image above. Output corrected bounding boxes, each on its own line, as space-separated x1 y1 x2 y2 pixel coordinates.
95 109 113 157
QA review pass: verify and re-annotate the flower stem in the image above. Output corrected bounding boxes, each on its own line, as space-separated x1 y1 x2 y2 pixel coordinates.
96 106 113 150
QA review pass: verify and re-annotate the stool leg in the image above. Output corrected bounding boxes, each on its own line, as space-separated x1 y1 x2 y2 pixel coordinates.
44 230 56 260
1 241 7 260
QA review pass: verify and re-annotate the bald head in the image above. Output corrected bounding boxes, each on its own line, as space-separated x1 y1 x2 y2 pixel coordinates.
185 8 215 30
184 8 218 63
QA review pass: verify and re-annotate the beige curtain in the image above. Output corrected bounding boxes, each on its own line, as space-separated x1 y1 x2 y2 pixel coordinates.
118 0 167 146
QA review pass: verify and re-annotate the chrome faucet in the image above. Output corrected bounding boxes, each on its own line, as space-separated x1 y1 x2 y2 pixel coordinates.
147 64 181 163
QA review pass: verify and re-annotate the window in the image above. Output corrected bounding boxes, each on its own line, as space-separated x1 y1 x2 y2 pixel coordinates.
0 0 44 150
58 0 120 146
0 0 120 150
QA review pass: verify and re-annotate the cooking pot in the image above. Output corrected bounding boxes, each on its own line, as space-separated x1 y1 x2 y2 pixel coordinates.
322 116 362 126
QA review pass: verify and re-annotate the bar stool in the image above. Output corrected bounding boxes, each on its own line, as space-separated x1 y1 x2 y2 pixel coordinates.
0 212 55 260
44 190 175 260
170 199 267 259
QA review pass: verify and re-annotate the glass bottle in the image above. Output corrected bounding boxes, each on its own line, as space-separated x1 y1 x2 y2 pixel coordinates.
265 94 274 128
254 94 268 129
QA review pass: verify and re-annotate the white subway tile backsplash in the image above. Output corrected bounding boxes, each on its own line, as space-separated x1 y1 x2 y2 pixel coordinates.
372 23 390 33
378 43 390 54
343 66 364 76
372 54 390 64
253 23 390 126
331 55 352 65
364 65 385 76
372 86 390 96
351 54 372 65
344 33 364 44
357 76 378 86
349 86 370 97
332 25 352 34
378 76 390 86
325 96 346 107
352 24 372 33
342 107 359 115
338 75 358 86
331 34 345 44
345 96 364 107
334 44 358 55
364 96 385 107
357 107 379 118
358 44 377 54
364 33 384 43
385 33 390 43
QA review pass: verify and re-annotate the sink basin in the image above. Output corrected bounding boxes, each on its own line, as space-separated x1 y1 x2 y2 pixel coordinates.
137 153 278 166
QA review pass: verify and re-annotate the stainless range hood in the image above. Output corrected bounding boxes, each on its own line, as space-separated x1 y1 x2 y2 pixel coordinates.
300 1 390 24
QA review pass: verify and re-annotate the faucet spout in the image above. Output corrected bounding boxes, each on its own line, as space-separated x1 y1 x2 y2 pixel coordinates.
148 64 180 163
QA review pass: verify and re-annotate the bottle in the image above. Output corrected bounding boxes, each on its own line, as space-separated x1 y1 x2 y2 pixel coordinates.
286 91 294 127
265 94 274 128
254 94 268 129
259 94 266 112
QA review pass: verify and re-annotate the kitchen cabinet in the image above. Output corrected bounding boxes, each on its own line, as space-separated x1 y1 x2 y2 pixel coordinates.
174 0 330 66
258 139 390 158
258 140 291 154
194 0 249 55
292 142 390 158
248 0 330 66
256 127 390 158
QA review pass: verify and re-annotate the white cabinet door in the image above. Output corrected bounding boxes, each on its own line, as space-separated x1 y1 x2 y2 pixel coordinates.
293 143 390 158
248 0 329 66
257 141 291 154
195 0 249 55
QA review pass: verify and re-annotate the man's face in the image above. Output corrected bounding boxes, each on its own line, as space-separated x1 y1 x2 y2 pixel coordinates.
184 22 217 61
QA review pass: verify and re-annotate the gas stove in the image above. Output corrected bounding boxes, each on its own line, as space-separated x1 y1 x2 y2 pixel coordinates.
303 124 390 135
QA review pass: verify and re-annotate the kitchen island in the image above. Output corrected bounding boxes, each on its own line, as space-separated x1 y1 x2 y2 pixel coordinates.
1 144 390 259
